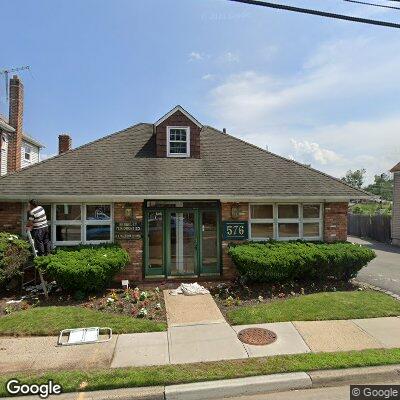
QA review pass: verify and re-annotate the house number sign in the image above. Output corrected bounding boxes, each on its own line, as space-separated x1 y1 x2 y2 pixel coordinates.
222 221 248 240
115 221 142 240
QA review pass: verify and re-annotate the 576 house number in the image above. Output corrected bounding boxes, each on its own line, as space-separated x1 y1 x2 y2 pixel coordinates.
226 225 245 236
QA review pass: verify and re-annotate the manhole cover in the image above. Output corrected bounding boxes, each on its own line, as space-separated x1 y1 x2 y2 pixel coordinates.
237 328 277 346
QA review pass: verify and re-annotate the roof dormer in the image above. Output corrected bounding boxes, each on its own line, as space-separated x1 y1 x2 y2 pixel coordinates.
154 105 202 158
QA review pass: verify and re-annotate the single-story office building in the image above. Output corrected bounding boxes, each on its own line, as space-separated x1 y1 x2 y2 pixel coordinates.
0 106 368 281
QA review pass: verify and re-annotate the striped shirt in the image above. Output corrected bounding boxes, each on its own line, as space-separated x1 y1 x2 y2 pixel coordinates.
28 206 48 230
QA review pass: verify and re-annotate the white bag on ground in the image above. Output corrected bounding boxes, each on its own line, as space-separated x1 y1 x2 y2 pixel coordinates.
170 282 210 296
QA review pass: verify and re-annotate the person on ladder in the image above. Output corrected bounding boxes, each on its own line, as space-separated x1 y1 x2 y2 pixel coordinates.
26 199 51 256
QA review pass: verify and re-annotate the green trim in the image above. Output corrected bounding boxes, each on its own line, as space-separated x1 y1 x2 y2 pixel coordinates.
144 205 221 279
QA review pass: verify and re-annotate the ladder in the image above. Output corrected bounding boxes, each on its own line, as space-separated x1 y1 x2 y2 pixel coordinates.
25 230 49 299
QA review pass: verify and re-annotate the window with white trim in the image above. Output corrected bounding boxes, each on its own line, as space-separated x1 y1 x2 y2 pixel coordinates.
52 204 113 245
23 145 32 161
167 127 190 157
249 203 323 241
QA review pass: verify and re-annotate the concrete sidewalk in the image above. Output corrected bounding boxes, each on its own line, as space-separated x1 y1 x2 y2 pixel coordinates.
2 316 400 373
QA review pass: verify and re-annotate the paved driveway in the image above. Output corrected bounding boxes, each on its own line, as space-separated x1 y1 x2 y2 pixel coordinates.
350 236 400 295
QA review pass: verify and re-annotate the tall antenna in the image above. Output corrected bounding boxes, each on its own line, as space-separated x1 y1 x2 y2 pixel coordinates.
0 66 30 102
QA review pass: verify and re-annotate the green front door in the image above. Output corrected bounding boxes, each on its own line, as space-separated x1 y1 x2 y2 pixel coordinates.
144 207 220 278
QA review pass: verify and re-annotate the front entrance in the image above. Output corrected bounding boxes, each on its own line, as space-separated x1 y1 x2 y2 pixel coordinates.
144 202 220 278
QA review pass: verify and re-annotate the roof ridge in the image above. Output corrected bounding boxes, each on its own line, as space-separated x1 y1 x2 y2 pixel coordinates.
203 125 370 197
0 123 152 181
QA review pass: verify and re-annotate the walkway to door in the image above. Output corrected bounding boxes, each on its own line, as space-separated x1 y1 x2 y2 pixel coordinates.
164 290 225 326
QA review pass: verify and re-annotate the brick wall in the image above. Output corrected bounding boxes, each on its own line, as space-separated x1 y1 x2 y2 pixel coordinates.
323 202 348 242
155 110 201 158
114 202 144 282
58 134 72 154
221 202 249 279
0 202 23 234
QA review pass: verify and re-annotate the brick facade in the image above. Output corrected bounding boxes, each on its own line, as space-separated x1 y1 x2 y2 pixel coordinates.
0 202 23 234
155 110 201 158
221 202 249 279
7 76 23 173
323 202 348 242
113 202 144 281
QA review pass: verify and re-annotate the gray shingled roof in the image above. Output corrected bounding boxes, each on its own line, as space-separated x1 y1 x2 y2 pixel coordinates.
0 123 368 200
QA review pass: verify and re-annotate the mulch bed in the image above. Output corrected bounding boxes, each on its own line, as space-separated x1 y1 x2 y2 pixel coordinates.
0 286 166 322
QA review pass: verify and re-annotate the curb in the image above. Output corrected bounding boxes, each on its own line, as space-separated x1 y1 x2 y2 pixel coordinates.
3 365 400 400
165 372 311 400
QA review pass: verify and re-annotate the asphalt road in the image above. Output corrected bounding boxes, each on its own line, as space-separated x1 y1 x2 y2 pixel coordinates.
350 236 400 296
220 381 400 400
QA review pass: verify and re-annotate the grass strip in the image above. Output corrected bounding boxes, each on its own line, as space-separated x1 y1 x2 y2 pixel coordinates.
0 306 166 336
1 348 400 396
227 291 400 325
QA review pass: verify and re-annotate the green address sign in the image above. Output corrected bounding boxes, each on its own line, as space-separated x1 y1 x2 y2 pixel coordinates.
222 221 248 240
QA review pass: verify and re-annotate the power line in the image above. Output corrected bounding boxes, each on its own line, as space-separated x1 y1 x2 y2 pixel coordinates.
228 0 400 28
344 0 400 10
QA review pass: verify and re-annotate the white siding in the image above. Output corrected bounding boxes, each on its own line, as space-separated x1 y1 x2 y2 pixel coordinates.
393 172 400 244
1 134 8 176
21 140 40 168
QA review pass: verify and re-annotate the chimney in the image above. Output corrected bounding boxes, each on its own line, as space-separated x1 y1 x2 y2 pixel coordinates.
58 134 72 154
7 75 24 173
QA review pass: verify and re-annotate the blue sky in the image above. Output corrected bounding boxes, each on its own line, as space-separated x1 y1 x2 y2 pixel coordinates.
2 0 400 183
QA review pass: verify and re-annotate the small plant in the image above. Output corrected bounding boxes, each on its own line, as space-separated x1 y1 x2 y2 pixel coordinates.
138 307 148 318
139 291 148 301
225 296 234 307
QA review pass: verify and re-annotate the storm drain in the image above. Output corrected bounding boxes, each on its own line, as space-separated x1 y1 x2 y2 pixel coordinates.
237 328 277 346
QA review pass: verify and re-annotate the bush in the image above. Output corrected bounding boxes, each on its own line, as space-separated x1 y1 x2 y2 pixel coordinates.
34 244 130 293
0 232 31 289
228 241 376 283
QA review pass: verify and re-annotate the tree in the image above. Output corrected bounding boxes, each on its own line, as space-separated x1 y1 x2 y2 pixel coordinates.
341 169 366 189
364 173 394 201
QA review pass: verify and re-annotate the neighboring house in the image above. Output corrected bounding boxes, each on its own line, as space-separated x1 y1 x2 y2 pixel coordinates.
391 162 400 246
0 105 369 281
0 75 44 176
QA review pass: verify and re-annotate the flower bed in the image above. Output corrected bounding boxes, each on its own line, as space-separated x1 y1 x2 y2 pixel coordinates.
0 286 166 323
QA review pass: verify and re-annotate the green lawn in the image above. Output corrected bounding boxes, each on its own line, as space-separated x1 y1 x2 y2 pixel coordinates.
0 306 166 336
227 291 400 325
1 348 400 396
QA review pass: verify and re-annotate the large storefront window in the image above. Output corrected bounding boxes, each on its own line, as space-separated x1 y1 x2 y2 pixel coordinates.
249 203 322 241
51 204 113 245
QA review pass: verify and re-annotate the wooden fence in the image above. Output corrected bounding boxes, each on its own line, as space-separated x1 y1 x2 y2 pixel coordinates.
347 213 392 243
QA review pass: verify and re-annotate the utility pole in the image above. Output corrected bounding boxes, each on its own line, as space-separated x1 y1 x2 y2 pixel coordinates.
0 66 30 102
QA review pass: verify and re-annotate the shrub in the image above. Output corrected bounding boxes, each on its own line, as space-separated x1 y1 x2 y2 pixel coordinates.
0 232 31 289
34 245 130 293
228 241 376 283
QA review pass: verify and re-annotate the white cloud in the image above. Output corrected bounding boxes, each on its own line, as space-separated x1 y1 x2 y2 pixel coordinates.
40 153 57 161
202 73 214 81
290 139 342 165
188 51 204 61
206 36 400 183
218 51 239 63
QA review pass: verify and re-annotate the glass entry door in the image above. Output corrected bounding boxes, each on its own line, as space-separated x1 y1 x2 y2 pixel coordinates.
145 207 220 278
168 211 197 276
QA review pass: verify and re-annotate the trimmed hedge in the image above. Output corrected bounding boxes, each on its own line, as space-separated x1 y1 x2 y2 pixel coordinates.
34 245 130 293
0 232 31 288
228 241 376 282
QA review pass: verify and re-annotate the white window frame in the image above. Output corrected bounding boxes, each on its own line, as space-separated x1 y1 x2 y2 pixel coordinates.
249 204 275 240
51 203 114 246
166 126 190 157
23 145 32 162
249 203 323 241
277 203 301 241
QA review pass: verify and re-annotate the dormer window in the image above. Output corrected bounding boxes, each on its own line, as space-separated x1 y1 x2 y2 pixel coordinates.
167 126 190 157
